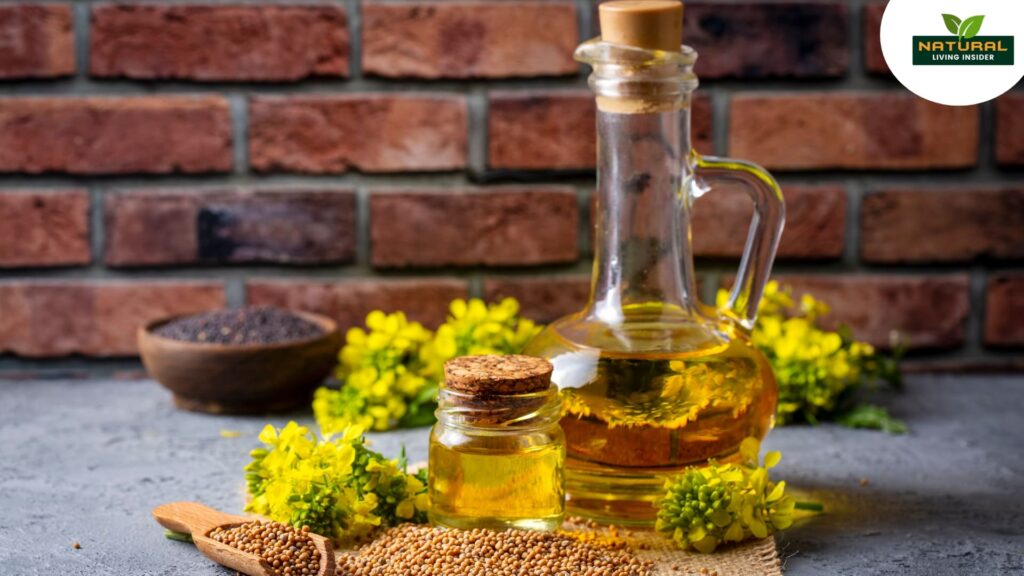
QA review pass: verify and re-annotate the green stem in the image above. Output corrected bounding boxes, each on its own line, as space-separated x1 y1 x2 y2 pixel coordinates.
164 529 194 544
795 501 824 512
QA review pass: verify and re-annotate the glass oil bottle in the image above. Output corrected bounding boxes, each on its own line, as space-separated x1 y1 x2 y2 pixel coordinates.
428 355 565 531
524 0 786 525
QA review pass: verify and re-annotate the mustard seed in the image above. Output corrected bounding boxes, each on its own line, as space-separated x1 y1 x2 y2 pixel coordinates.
337 524 653 576
208 521 320 576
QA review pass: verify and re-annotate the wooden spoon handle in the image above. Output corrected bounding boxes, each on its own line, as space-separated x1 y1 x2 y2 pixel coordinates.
152 501 249 536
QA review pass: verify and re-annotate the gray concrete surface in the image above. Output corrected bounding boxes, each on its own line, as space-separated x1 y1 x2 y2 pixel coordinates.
0 375 1021 575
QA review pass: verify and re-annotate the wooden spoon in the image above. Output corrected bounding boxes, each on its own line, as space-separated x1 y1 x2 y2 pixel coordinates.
153 501 335 576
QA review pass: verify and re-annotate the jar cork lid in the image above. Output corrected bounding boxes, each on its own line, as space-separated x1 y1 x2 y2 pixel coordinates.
599 0 684 52
444 355 553 396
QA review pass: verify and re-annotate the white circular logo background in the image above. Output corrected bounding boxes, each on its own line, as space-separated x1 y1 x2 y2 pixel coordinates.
880 0 1024 106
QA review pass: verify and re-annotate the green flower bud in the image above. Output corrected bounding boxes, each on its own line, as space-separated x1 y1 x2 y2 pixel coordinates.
656 438 798 554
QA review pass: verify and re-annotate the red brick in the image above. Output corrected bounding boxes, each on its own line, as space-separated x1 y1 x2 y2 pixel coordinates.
483 276 590 324
729 93 978 170
0 4 74 79
371 188 579 268
996 93 1024 167
685 2 848 79
861 189 1024 263
246 279 467 330
693 185 845 260
90 4 348 81
0 281 225 357
488 92 593 171
985 274 1024 348
104 188 356 267
249 95 466 174
0 97 232 175
363 0 577 79
0 190 90 268
488 92 711 170
863 3 890 75
770 275 970 350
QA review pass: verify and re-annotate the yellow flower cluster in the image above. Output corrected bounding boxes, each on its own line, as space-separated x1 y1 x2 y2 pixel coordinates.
720 281 901 427
420 298 540 376
244 422 428 545
315 311 433 434
655 438 796 553
314 298 540 433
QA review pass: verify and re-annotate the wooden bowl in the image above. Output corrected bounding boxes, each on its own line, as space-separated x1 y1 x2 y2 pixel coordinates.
138 310 342 414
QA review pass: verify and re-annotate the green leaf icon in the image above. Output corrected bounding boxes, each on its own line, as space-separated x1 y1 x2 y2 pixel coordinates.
958 15 984 39
942 13 962 35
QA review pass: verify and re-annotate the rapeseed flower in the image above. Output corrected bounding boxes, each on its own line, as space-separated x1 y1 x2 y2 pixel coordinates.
720 282 902 430
655 438 799 553
314 298 539 433
244 422 427 544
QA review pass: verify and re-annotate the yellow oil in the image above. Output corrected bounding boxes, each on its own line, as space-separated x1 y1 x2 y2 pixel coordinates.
524 305 777 525
428 428 566 531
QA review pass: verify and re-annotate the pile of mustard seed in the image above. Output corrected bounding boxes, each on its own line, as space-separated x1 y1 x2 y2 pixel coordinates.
337 524 653 576
208 521 320 576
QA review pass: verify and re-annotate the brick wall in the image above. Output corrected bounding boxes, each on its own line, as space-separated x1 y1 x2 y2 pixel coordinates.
0 1 1021 370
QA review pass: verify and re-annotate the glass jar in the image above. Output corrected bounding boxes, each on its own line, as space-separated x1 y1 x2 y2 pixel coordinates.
428 355 565 531
524 0 785 526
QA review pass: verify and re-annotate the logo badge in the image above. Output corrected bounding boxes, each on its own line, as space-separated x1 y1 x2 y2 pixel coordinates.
881 0 1024 105
912 14 1014 66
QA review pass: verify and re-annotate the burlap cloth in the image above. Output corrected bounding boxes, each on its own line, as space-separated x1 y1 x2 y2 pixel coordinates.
563 523 782 576
336 522 780 576
348 462 783 576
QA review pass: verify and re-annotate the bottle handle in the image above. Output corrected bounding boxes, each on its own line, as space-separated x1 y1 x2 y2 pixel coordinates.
692 152 785 331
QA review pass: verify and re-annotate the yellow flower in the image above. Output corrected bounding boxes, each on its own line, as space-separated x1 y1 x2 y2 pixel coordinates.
726 283 901 427
656 437 798 553
317 298 540 434
244 421 429 545
395 497 416 519
420 298 539 376
316 311 434 432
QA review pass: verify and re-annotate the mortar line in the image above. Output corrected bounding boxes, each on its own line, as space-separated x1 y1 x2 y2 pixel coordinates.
467 88 488 182
230 94 249 176
72 3 90 81
843 179 864 270
1 170 1019 189
0 74 937 97
346 0 362 80
846 0 866 86
965 266 987 355
701 271 721 307
225 277 246 308
88 186 105 273
577 0 593 39
467 273 484 300
355 185 371 268
710 88 729 157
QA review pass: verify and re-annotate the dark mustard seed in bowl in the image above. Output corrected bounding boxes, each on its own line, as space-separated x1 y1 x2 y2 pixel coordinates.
154 307 325 345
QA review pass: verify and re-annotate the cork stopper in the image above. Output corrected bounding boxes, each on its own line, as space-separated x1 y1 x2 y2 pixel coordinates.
599 0 683 52
444 355 553 396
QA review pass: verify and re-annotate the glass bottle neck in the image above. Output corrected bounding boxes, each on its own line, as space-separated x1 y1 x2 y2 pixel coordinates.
588 102 699 325
574 39 702 326
435 386 561 432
